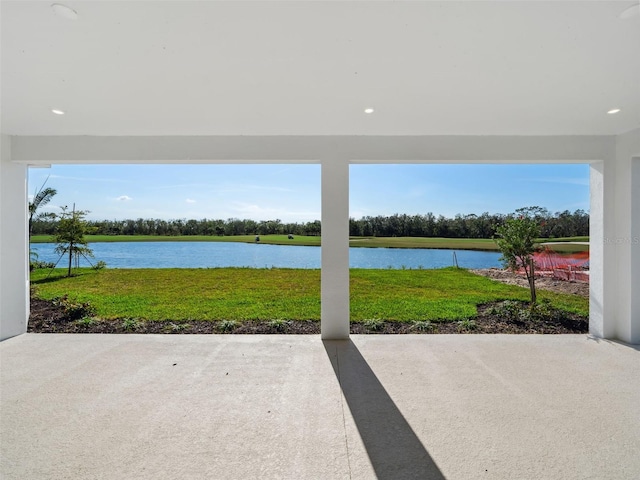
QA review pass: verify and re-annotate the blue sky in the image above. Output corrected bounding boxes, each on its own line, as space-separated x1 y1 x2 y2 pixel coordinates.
28 163 590 222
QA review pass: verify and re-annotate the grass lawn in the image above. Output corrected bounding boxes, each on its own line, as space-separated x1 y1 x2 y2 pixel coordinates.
31 267 588 322
30 234 589 252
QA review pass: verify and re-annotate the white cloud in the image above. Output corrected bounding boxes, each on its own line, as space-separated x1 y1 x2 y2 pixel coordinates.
116 195 132 201
186 198 196 203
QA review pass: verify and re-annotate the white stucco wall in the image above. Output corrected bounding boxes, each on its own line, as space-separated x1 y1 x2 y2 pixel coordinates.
632 156 640 343
613 128 640 343
0 135 29 341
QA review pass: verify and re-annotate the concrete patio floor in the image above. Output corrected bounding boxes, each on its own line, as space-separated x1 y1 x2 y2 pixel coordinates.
1 334 639 480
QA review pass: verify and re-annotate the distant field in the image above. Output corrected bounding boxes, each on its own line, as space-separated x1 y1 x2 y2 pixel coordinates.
31 267 588 322
30 234 589 252
350 237 498 250
541 236 589 243
30 234 322 246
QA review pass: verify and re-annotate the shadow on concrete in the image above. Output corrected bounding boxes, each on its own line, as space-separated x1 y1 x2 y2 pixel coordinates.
586 335 640 351
324 339 446 480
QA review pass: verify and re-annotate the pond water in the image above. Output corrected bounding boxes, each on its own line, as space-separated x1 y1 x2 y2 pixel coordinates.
31 242 503 270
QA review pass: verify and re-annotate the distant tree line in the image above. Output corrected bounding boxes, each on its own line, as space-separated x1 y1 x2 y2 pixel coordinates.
32 217 322 237
348 209 589 239
30 208 589 239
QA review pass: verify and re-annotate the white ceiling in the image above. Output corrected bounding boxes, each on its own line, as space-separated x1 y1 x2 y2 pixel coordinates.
1 1 639 137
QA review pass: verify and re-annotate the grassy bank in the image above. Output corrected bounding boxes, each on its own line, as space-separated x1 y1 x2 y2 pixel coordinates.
30 234 589 252
31 267 588 322
30 234 321 246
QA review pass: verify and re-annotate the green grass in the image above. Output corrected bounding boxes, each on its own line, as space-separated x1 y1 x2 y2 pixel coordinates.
30 234 322 246
349 237 499 250
30 234 589 252
351 236 588 252
537 236 590 253
541 236 589 243
349 268 586 321
31 267 588 323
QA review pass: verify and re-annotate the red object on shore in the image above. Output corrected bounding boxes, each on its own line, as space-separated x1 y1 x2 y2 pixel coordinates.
518 247 589 283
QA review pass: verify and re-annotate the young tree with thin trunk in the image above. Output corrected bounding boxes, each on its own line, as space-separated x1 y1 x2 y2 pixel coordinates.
493 207 542 304
54 205 96 277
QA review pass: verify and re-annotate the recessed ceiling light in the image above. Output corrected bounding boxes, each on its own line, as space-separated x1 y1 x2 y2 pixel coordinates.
51 109 65 115
364 108 374 114
619 2 639 20
51 3 78 20
607 108 621 115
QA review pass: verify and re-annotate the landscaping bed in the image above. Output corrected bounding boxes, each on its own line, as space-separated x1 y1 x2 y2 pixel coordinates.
29 297 587 335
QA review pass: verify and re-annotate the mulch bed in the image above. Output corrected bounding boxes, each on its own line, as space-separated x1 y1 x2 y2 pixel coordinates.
28 296 588 335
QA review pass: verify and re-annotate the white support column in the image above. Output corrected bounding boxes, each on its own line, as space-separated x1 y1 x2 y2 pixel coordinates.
613 129 640 344
589 160 616 339
321 158 350 339
0 135 29 341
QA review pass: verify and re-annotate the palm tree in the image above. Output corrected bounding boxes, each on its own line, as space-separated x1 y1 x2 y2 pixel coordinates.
29 178 57 238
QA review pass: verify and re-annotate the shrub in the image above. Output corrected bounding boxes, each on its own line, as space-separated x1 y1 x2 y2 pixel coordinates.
92 260 107 270
457 319 477 331
31 260 56 270
219 320 238 333
490 299 571 324
411 320 434 332
268 318 288 332
121 318 140 331
530 299 570 322
364 318 384 331
75 317 97 327
495 300 521 320
163 322 191 333
51 295 96 320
